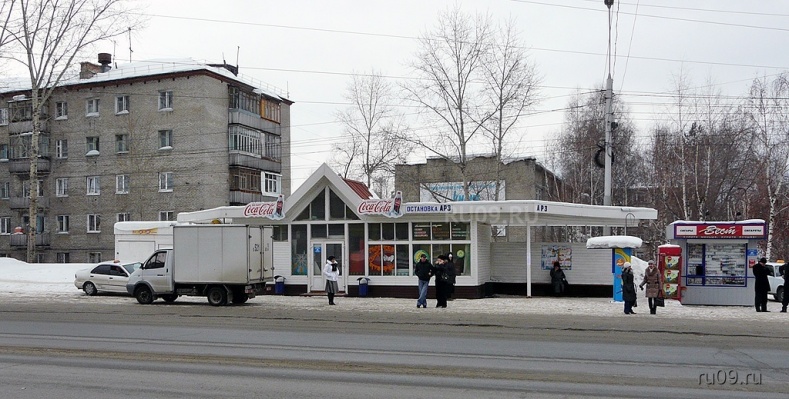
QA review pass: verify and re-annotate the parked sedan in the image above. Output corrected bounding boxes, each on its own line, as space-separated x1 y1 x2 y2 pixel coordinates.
74 261 142 296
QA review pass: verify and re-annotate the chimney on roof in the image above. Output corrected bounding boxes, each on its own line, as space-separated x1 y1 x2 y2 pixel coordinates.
98 53 112 72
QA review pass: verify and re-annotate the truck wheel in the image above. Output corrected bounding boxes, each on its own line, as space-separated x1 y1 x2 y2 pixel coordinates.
83 282 97 296
162 294 178 303
777 287 784 303
135 286 155 304
231 293 249 304
207 287 228 306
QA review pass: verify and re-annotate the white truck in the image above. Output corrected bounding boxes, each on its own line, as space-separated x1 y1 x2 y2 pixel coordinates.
766 261 786 303
114 221 178 262
126 224 274 306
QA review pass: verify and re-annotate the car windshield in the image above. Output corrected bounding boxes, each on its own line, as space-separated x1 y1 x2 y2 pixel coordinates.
122 262 142 274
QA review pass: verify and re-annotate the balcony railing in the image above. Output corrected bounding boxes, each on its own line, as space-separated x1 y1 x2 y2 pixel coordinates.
6 158 50 174
9 196 49 210
9 232 50 247
8 118 49 134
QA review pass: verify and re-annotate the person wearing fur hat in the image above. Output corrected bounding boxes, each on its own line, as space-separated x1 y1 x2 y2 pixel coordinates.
621 262 637 314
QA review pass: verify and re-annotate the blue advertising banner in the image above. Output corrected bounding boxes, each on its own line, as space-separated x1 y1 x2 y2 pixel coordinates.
612 248 632 302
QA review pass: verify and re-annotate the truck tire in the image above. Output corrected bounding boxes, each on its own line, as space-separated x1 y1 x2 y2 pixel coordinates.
162 294 178 303
207 286 228 306
135 286 155 304
231 293 249 304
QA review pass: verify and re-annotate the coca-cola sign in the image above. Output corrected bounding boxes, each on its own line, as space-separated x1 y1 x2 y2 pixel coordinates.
358 191 403 218
674 223 765 239
243 195 285 220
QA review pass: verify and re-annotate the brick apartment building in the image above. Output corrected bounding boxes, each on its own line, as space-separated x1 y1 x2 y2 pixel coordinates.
0 55 291 262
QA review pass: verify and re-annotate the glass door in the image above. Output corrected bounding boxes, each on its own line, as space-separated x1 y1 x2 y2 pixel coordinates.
310 241 345 292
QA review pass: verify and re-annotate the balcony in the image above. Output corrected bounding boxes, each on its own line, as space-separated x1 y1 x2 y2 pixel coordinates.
9 232 51 247
8 118 49 134
9 196 49 210
6 158 50 174
228 110 279 133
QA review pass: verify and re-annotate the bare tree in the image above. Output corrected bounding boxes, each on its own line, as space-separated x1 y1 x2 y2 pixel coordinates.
400 6 494 201
744 74 789 260
479 17 540 201
331 71 410 196
2 0 141 262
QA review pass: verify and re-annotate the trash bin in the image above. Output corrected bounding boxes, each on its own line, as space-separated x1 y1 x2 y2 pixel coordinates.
274 275 286 295
357 277 370 297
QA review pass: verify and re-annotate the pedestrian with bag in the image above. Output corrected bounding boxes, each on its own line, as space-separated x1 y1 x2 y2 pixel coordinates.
639 260 664 315
414 253 434 308
323 256 339 305
621 262 637 314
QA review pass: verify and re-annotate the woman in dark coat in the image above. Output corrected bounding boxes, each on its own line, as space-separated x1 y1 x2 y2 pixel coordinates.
621 262 637 314
445 253 457 298
549 261 566 296
433 255 449 308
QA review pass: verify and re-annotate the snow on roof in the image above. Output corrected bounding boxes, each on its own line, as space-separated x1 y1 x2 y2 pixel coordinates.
113 221 178 234
1 58 287 100
586 235 643 249
669 219 765 225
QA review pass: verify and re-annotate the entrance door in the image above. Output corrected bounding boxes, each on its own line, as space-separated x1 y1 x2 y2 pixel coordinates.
311 241 345 293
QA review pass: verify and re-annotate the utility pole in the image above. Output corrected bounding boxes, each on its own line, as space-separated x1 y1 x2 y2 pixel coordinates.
603 75 613 207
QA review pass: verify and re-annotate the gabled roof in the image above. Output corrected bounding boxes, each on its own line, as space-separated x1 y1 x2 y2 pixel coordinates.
343 178 376 200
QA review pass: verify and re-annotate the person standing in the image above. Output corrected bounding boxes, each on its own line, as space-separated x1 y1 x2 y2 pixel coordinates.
639 260 664 315
621 262 637 315
434 255 450 308
445 253 457 300
414 254 433 308
780 263 788 313
549 261 567 296
323 255 339 305
753 257 770 312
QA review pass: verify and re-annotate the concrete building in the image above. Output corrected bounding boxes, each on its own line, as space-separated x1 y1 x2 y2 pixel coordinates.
0 55 291 263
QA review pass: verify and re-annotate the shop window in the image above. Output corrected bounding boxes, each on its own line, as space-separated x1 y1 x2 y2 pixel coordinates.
685 243 746 286
272 225 288 241
382 223 395 240
368 223 381 240
412 222 431 240
450 244 470 276
311 224 327 238
291 225 308 275
328 224 344 238
329 189 345 220
348 223 365 276
396 223 409 240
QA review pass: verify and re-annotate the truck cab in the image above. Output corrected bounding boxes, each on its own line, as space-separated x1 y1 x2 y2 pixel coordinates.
766 261 786 303
126 249 175 303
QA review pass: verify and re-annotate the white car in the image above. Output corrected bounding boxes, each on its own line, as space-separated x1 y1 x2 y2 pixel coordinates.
766 262 786 303
74 261 141 296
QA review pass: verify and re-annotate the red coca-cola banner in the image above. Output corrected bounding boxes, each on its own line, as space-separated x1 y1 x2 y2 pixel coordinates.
243 195 285 220
673 223 765 239
357 191 403 218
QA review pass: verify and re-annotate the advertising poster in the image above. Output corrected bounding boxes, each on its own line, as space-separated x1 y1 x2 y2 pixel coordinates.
541 245 572 270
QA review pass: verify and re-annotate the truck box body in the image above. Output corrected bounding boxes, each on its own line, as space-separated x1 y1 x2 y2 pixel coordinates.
173 224 268 284
114 221 177 262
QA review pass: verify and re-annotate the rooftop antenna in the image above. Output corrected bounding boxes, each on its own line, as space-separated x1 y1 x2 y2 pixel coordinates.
235 46 240 72
128 27 133 62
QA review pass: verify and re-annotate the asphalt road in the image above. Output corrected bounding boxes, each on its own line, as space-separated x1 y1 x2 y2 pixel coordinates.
1 297 788 398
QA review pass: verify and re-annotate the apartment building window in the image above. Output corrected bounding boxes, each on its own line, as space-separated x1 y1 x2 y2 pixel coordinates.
228 125 261 155
115 134 128 153
23 180 44 198
117 213 131 222
86 176 100 195
228 87 259 114
57 215 69 233
0 217 10 234
88 252 102 263
159 211 175 221
158 90 173 110
0 182 9 199
0 144 7 160
261 98 281 123
86 136 99 154
115 95 130 114
87 214 100 233
56 139 68 158
158 130 173 149
23 215 45 233
57 252 70 263
230 167 260 193
158 172 173 192
86 98 99 116
116 175 129 194
9 100 32 122
56 178 68 197
56 102 68 119
0 108 8 125
263 172 282 195
264 133 281 161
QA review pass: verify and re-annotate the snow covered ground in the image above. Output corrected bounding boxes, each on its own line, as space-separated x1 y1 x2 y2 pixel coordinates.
1 258 786 322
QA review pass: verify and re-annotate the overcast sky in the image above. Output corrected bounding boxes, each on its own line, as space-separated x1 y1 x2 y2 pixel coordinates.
84 1 789 188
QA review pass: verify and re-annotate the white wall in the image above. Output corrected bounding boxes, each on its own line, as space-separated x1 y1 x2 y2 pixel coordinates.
474 222 492 285
491 242 613 285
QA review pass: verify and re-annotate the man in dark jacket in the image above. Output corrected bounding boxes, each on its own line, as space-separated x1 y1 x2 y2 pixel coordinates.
753 258 770 312
780 263 788 313
414 254 433 308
